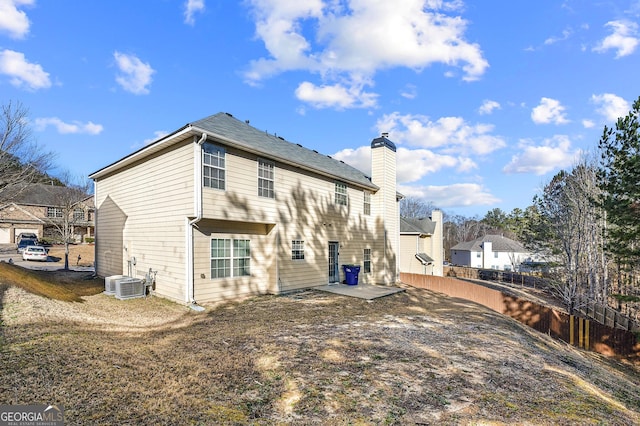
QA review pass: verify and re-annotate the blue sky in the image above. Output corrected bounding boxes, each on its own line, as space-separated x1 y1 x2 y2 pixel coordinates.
1 0 639 217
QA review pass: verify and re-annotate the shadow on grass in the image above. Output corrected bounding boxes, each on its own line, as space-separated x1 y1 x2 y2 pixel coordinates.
0 262 103 302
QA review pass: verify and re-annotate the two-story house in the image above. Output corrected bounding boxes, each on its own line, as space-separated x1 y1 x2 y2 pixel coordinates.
0 183 94 244
450 234 529 271
89 112 400 305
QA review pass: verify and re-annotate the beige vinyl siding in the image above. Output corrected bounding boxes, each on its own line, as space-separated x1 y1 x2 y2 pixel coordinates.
94 140 194 302
199 144 382 292
192 220 276 302
371 145 398 284
94 195 127 278
399 234 435 275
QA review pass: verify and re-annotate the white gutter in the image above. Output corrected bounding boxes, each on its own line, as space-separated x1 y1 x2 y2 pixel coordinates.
186 133 207 309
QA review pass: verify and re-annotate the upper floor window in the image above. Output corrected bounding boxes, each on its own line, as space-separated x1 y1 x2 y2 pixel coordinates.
335 182 348 206
203 143 225 190
46 207 63 218
363 192 371 215
258 159 275 198
73 208 85 221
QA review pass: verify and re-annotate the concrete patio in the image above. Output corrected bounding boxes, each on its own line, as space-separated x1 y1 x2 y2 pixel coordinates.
314 283 405 300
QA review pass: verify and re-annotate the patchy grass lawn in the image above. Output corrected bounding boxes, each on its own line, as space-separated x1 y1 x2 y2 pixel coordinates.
1 270 639 425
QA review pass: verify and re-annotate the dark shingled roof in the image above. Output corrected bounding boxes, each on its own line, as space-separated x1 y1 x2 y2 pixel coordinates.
451 234 527 253
191 113 378 190
10 183 76 206
400 216 436 235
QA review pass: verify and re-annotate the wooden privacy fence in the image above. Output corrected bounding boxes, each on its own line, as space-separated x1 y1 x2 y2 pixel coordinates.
401 273 640 359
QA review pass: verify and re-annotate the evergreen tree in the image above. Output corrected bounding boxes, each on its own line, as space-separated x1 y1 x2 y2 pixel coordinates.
597 96 640 271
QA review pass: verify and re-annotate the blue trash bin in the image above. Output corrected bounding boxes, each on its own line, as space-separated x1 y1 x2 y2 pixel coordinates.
342 264 361 285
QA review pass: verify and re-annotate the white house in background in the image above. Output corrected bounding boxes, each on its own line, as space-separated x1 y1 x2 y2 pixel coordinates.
399 211 444 276
89 112 401 305
450 234 530 271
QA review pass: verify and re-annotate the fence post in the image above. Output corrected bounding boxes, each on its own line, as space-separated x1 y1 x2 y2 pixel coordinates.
569 315 574 346
585 319 590 350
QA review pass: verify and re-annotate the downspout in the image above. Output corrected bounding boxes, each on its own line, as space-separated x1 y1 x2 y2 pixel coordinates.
186 132 207 310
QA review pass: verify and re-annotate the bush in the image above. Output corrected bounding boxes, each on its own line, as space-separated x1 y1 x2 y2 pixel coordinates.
85 237 95 244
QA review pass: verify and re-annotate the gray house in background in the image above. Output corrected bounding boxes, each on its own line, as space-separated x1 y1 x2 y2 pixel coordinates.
450 234 529 271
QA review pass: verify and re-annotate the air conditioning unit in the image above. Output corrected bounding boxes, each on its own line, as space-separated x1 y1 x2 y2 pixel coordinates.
115 278 145 300
104 275 127 295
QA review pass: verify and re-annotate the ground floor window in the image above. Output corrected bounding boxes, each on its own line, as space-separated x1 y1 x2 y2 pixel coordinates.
211 239 231 278
210 238 251 278
363 248 371 273
233 239 251 276
292 240 305 260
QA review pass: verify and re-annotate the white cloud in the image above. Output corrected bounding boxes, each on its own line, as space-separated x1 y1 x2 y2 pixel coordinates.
333 145 470 183
245 0 488 107
593 20 639 58
113 52 155 95
398 183 500 208
591 93 630 122
503 135 580 175
0 49 51 90
544 28 572 45
34 117 103 135
295 81 377 109
400 84 417 99
531 97 569 124
144 130 170 145
184 0 205 25
478 99 500 115
375 112 506 155
582 119 595 128
0 0 33 39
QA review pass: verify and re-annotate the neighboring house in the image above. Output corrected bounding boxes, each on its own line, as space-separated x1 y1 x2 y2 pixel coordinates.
399 210 444 276
450 234 530 271
0 183 95 244
89 112 401 304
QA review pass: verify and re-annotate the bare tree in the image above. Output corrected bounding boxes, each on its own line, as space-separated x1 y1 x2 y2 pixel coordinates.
43 174 92 270
0 100 53 203
535 157 608 314
400 197 434 218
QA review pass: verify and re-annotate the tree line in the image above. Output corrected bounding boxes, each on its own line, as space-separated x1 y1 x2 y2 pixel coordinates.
402 95 640 315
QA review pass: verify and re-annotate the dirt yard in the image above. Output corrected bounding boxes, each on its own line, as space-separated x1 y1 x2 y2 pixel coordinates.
44 244 95 268
1 273 639 425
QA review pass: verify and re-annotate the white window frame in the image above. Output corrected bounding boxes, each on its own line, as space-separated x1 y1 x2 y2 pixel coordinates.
210 238 251 279
363 248 372 273
203 143 226 190
233 239 251 277
335 182 348 206
73 208 84 221
47 207 63 218
211 239 231 278
363 191 371 215
292 240 305 260
258 158 275 199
